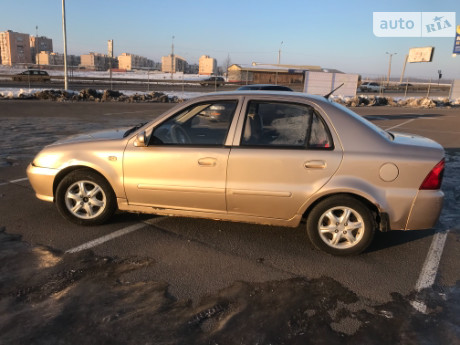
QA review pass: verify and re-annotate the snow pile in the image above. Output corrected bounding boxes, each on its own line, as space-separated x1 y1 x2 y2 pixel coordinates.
330 95 458 108
0 88 187 103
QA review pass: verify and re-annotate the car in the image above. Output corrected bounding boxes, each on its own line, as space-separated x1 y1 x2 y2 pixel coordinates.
237 84 293 91
12 69 51 82
200 76 225 87
27 91 445 255
359 82 383 93
398 83 413 90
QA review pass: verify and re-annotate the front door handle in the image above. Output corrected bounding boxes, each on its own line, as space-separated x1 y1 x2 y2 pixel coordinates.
198 157 217 167
304 160 326 169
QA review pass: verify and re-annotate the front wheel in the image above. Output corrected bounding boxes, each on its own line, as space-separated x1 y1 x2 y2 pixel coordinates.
56 170 117 225
306 196 375 255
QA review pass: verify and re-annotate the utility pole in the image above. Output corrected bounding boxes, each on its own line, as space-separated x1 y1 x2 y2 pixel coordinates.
62 0 68 90
399 54 408 83
386 52 397 86
108 40 113 90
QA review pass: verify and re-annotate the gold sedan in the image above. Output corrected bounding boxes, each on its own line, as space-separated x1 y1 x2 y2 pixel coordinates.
27 92 445 255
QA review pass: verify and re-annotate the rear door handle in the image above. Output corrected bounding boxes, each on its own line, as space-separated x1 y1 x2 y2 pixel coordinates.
198 157 217 167
304 160 326 169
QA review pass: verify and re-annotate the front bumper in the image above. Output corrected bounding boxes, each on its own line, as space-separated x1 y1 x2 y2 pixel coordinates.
26 163 58 202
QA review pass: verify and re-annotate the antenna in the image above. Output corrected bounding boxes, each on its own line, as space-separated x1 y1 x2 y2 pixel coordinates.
324 83 344 99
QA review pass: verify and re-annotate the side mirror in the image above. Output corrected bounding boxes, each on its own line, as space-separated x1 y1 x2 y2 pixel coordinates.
134 131 147 147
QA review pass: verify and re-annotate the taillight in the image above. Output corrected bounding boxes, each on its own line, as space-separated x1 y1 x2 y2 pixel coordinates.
420 159 445 190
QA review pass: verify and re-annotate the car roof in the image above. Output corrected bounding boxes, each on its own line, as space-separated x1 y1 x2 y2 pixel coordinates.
237 84 293 90
190 90 331 106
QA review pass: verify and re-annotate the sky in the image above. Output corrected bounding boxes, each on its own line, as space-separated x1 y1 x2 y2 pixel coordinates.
1 0 459 80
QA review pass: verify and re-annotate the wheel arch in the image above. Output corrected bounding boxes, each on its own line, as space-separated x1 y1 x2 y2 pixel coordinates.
302 192 389 232
53 165 115 200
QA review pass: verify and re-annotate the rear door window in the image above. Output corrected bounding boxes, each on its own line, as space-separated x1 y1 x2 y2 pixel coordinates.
240 101 333 149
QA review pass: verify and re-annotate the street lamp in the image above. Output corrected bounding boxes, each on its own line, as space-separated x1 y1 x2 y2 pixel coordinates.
386 52 397 86
36 25 39 67
278 41 283 65
275 41 283 84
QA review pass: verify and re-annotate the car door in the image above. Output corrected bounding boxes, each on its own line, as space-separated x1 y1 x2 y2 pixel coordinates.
226 99 343 220
123 100 239 213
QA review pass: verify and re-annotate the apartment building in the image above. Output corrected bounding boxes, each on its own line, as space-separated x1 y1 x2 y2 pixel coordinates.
30 36 53 63
36 51 63 66
35 51 81 67
80 52 117 71
118 53 154 71
0 30 32 65
198 55 217 75
161 54 187 73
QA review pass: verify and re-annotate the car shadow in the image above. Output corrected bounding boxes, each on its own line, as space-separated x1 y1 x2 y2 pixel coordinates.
365 228 435 254
109 212 154 225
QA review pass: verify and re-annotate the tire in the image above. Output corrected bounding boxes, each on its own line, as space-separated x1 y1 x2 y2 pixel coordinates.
306 195 375 255
56 170 117 226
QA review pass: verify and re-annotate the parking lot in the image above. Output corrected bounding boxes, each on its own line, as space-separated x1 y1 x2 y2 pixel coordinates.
1 100 459 342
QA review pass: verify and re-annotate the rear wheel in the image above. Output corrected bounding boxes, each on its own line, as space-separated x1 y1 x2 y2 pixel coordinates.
56 170 117 225
306 196 375 255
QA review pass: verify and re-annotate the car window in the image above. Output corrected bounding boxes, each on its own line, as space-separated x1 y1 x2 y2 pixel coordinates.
241 101 332 149
150 101 238 146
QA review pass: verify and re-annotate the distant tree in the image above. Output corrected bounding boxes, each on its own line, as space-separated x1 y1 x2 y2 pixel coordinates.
222 54 231 77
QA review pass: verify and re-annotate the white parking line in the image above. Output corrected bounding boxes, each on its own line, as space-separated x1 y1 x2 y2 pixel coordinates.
415 230 449 291
0 177 28 186
65 217 163 254
103 110 148 116
411 230 450 313
385 119 415 131
65 223 146 253
9 177 29 183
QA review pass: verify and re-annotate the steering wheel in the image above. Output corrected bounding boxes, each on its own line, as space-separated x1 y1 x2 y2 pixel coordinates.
170 124 191 144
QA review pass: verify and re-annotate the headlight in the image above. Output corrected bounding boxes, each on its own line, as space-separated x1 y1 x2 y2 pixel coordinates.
32 152 61 168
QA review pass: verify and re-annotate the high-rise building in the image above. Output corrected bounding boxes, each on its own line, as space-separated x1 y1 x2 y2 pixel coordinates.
199 55 217 75
30 35 53 63
0 30 32 65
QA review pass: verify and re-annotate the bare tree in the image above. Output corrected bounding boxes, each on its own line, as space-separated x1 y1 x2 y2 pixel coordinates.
222 53 231 77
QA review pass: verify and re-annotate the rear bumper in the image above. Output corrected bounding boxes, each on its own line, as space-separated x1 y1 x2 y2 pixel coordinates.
26 164 57 202
405 190 444 230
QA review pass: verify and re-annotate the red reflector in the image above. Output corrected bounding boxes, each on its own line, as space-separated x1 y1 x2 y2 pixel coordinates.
420 159 445 190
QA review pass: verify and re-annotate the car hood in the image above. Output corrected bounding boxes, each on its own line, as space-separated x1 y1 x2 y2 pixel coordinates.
49 127 129 146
